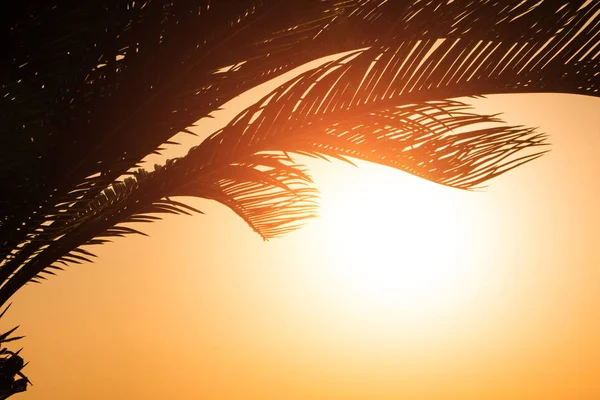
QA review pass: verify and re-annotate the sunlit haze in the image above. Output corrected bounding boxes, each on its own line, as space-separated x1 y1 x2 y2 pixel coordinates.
319 164 482 321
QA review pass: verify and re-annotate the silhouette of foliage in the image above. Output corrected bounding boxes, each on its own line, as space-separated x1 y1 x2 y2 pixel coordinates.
0 306 28 399
0 1 599 395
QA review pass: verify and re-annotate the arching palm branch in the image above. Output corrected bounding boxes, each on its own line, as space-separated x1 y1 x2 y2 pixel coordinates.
1 0 599 394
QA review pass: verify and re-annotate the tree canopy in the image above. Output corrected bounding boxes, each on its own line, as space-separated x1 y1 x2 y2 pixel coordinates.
2 0 597 300
0 2 598 394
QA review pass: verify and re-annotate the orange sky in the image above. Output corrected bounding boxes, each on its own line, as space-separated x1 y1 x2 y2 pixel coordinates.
4 89 599 399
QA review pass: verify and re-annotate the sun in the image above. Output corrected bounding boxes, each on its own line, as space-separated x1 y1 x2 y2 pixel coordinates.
316 161 483 322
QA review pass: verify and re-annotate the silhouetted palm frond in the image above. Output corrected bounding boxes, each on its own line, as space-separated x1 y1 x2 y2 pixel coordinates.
0 305 29 398
0 0 598 308
0 0 360 278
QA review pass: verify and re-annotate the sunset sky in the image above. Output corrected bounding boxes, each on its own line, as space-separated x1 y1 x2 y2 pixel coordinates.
4 83 599 398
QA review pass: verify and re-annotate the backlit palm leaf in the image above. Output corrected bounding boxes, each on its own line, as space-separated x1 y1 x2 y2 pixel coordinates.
0 0 598 313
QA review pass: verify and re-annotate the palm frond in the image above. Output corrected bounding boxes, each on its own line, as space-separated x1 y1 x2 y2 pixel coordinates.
0 305 29 398
0 150 319 299
0 0 598 306
175 153 319 238
0 0 362 277
0 93 546 296
191 51 548 189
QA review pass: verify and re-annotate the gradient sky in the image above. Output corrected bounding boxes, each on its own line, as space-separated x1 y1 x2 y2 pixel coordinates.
4 85 599 398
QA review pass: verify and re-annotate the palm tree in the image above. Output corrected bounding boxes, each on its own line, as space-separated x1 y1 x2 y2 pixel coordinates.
1 0 598 396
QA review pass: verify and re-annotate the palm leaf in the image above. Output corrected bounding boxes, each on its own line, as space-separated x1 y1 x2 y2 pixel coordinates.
0 305 29 398
177 155 320 238
0 0 598 305
0 0 362 274
0 95 545 303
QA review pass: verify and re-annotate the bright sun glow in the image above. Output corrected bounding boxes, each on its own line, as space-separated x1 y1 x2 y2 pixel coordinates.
317 161 485 326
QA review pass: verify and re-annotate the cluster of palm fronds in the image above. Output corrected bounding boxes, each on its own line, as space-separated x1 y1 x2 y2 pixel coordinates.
2 0 597 306
0 1 599 394
0 306 28 399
